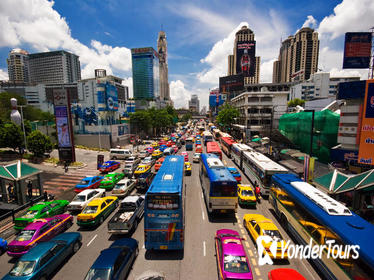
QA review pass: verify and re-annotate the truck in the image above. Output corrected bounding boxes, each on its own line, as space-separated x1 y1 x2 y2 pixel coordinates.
107 195 144 234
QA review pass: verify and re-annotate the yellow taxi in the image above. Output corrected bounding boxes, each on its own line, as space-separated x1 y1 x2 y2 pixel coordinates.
134 164 151 178
163 137 169 141
243 214 288 259
237 184 256 207
77 196 118 228
184 162 192 176
299 220 352 267
270 187 295 207
151 142 159 148
151 149 163 159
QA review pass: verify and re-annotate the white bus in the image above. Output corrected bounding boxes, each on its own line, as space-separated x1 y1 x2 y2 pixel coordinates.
202 131 213 145
241 150 288 197
212 128 221 140
230 143 253 168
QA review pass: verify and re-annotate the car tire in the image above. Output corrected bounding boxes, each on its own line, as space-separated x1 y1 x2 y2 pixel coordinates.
73 241 81 254
40 275 47 280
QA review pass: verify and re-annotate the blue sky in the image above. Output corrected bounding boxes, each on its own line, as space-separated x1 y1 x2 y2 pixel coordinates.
0 0 372 108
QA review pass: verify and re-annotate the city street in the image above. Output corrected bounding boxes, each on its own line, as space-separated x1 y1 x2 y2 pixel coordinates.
0 145 320 280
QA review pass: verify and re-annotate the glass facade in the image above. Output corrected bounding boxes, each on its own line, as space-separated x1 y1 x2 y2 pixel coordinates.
131 48 159 100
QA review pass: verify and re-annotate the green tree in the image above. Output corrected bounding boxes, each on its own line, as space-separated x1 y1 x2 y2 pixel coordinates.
288 98 305 108
216 104 239 132
0 123 24 151
27 130 53 157
181 113 192 123
129 110 152 134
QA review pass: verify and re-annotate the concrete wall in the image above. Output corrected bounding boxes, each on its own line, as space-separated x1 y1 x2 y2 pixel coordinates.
74 134 111 149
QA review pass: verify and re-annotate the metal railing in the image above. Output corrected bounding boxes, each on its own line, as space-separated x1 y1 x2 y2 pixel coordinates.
0 196 44 223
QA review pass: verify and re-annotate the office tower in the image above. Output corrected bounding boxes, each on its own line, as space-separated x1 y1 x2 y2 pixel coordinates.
227 25 260 84
157 30 170 103
28 50 81 85
273 27 319 83
7 49 30 84
189 94 200 113
131 47 160 100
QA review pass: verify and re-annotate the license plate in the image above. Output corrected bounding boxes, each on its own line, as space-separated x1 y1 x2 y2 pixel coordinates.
160 245 168 250
220 210 227 213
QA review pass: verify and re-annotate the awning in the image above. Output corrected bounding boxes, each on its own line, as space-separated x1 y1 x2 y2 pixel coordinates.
0 161 42 181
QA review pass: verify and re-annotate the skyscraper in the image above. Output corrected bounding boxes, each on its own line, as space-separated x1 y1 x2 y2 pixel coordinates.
7 49 30 84
189 94 200 113
28 50 81 85
273 27 319 83
157 30 170 103
227 25 260 84
131 47 160 100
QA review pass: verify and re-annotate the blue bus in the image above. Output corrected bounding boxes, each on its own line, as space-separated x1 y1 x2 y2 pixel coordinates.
185 137 193 151
199 153 238 214
270 173 374 280
144 155 185 250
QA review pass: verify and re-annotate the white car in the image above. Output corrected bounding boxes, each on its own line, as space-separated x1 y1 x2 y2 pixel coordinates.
67 189 105 212
139 150 149 159
193 153 201 163
125 156 141 166
141 156 155 166
112 179 137 197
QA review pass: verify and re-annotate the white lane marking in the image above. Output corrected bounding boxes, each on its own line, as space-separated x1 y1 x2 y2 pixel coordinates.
201 192 203 198
142 244 145 249
203 241 206 256
87 234 97 247
202 210 205 220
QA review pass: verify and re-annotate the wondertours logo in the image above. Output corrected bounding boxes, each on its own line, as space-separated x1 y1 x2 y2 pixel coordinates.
256 236 360 266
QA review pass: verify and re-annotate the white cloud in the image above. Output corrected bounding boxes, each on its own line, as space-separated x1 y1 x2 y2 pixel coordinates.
260 58 276 83
169 80 192 109
302 15 317 29
122 77 133 98
0 68 9 80
318 0 374 40
0 0 132 79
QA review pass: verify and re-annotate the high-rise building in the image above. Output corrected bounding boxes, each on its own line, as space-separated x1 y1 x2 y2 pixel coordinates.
273 27 319 83
227 26 260 84
157 30 170 103
7 49 30 84
131 47 159 101
189 94 200 113
28 50 81 85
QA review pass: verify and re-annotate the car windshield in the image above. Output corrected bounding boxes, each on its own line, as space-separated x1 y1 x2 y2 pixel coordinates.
103 177 112 182
73 195 86 202
23 210 38 218
84 268 111 280
137 166 145 172
15 230 36 241
223 255 250 273
242 190 254 196
101 163 110 167
114 183 126 190
9 261 36 276
82 206 98 214
125 164 132 169
80 179 90 185
263 230 282 241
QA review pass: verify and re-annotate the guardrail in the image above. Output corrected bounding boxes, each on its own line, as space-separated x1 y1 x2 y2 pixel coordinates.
0 196 44 223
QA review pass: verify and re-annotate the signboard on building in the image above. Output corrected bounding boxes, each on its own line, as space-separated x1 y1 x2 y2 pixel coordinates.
343 32 372 69
53 89 75 162
358 80 374 165
97 81 119 111
219 74 244 93
235 41 256 77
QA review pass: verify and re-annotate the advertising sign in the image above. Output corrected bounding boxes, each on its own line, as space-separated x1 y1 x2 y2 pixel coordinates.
55 106 71 147
105 83 119 111
358 80 374 165
97 82 106 111
236 41 256 77
343 32 372 69
219 74 244 93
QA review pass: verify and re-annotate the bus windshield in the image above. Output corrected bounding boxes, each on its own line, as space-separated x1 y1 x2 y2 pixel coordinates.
147 194 179 210
211 183 236 197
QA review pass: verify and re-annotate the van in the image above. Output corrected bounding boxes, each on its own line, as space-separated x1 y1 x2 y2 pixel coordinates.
163 147 174 156
110 149 132 160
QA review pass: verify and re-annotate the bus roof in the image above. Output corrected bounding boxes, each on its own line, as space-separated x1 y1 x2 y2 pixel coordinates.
201 154 236 183
147 155 184 194
243 150 288 173
272 173 374 269
232 143 252 152
221 137 236 146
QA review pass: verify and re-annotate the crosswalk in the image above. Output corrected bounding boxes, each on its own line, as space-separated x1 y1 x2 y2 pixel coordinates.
42 167 99 197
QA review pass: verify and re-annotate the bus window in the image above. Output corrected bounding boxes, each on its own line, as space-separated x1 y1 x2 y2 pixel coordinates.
211 184 236 197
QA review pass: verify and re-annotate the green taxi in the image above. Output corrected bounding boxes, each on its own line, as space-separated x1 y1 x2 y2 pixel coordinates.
14 200 70 230
99 172 125 190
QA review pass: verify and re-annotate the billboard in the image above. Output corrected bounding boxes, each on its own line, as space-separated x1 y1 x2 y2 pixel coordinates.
343 32 372 69
219 74 244 93
236 41 256 77
97 81 119 111
55 106 71 147
358 80 374 165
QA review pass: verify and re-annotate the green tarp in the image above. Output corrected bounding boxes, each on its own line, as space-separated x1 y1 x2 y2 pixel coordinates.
279 110 340 163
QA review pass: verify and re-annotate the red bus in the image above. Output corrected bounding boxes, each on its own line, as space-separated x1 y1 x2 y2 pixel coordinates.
206 141 222 160
220 137 236 158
